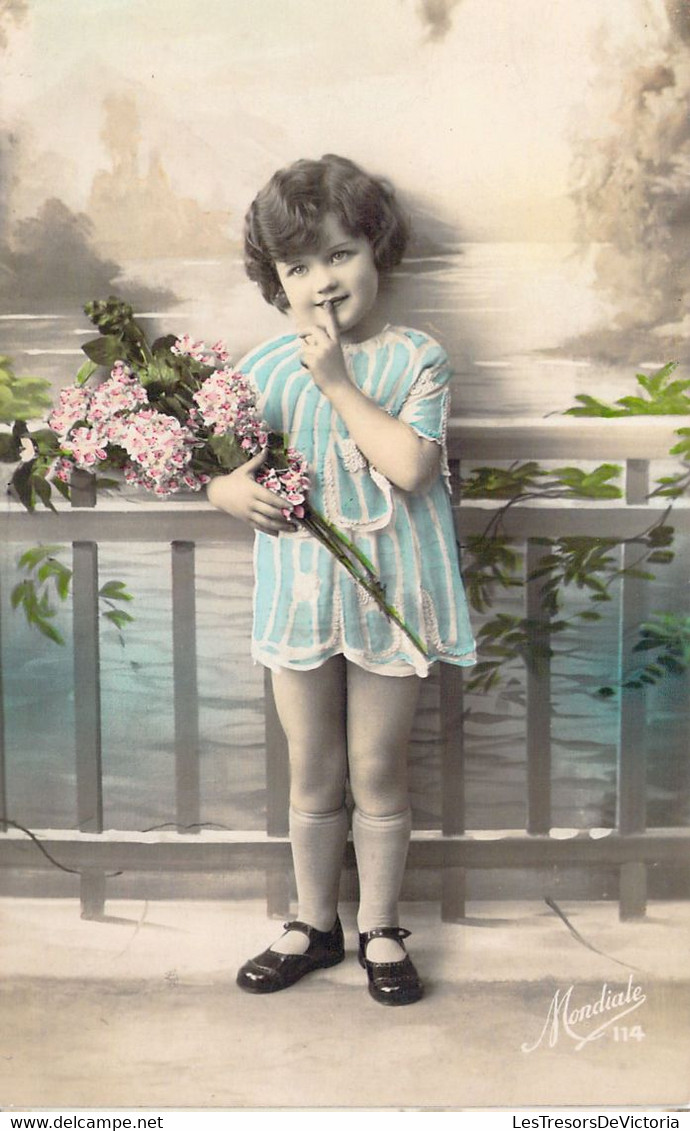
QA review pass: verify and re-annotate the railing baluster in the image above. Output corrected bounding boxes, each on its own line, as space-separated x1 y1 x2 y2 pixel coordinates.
264 669 291 917
171 541 200 833
525 540 552 835
72 538 105 918
442 454 468 920
440 663 466 921
617 459 649 919
71 470 105 918
72 540 103 833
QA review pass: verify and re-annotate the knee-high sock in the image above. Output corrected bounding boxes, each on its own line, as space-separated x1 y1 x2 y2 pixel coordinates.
289 804 349 931
352 806 412 932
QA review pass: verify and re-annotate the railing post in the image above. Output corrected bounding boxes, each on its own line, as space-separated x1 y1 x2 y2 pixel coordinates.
71 469 105 918
617 459 649 920
525 540 553 835
171 541 200 833
442 453 467 920
264 668 292 917
440 663 467 921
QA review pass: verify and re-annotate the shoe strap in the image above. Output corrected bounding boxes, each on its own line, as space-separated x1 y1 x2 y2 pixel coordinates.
360 927 411 944
282 919 338 939
282 920 314 938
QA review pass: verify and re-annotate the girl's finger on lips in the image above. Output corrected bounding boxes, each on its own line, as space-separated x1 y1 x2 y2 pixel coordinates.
321 300 340 341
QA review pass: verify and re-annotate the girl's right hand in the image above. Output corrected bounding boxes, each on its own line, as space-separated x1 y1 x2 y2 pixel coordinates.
206 449 295 536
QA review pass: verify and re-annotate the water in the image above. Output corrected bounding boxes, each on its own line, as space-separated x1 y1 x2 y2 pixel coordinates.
1 242 628 416
1 245 688 855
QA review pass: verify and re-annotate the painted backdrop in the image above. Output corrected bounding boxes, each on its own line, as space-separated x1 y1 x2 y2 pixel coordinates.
0 0 689 1113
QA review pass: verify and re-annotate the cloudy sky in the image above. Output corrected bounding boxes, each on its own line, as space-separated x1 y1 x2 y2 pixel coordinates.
1 0 665 240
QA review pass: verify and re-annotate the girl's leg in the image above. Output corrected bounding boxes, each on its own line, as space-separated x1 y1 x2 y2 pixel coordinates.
268 657 349 954
346 662 422 962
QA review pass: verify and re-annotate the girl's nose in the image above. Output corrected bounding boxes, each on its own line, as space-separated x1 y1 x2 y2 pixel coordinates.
313 266 338 295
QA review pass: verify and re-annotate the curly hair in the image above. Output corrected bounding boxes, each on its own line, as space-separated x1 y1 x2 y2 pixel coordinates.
244 154 410 312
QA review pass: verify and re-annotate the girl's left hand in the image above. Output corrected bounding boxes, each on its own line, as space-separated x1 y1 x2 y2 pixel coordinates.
299 301 349 394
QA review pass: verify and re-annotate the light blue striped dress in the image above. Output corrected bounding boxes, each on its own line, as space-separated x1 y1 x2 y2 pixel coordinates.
238 325 476 678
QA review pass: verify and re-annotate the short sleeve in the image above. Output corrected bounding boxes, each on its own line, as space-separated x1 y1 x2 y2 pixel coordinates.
398 348 452 445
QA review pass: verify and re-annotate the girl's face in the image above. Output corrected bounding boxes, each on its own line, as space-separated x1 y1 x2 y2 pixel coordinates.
274 214 380 342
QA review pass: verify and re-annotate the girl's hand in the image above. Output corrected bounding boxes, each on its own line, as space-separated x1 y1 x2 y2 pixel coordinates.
206 449 295 536
299 301 349 394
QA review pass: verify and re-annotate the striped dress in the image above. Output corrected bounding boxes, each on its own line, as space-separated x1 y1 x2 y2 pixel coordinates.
238 325 476 678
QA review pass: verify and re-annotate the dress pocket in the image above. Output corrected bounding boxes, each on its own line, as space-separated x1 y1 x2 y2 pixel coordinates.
322 436 393 532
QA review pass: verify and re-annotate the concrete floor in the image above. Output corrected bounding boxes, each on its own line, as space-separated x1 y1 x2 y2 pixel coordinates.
1 897 689 1112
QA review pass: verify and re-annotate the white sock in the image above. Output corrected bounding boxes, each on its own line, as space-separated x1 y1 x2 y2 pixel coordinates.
271 804 349 955
352 806 412 934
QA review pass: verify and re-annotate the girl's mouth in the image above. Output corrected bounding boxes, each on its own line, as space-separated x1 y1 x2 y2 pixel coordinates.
317 295 348 308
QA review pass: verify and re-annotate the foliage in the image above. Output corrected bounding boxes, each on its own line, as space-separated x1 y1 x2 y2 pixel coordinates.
565 362 690 419
0 356 54 425
460 361 689 694
598 614 690 697
10 544 134 646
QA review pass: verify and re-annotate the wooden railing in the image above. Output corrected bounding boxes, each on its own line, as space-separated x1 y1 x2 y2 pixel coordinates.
1 416 689 921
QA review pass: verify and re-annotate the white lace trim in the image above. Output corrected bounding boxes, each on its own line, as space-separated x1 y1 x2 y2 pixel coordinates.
354 579 376 607
323 446 393 533
421 588 443 652
404 389 452 495
406 364 445 401
293 570 319 602
338 436 367 473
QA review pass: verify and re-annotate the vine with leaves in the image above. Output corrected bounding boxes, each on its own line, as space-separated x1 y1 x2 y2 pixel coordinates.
459 361 689 696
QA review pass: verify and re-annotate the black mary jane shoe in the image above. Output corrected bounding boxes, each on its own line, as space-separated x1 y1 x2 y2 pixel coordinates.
236 917 345 994
358 927 424 1006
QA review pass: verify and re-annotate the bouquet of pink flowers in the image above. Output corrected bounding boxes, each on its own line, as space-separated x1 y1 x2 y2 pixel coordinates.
6 297 427 657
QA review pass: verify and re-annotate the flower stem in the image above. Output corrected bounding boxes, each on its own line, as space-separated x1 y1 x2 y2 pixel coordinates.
298 510 428 659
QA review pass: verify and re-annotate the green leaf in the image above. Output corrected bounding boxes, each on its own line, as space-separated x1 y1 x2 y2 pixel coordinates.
34 620 65 646
0 432 20 462
11 461 37 510
32 473 55 511
103 609 135 629
17 543 65 570
99 580 133 601
208 432 247 471
152 334 180 353
81 335 126 367
565 394 621 418
75 359 99 386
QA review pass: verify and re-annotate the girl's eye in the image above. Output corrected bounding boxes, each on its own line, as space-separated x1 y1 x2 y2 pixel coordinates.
330 250 350 264
286 264 306 277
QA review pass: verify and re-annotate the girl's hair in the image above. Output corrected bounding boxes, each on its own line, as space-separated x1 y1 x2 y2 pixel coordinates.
244 154 409 311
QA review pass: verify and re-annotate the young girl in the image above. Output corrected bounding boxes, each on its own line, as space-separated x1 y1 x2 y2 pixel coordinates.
208 154 476 1006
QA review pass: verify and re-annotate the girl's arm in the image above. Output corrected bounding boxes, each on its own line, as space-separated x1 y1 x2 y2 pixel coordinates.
299 305 441 493
207 450 295 535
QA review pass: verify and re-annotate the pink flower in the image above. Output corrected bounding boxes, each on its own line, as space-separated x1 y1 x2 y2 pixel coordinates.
89 370 148 423
171 334 207 362
211 340 231 363
64 427 108 468
48 386 92 438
